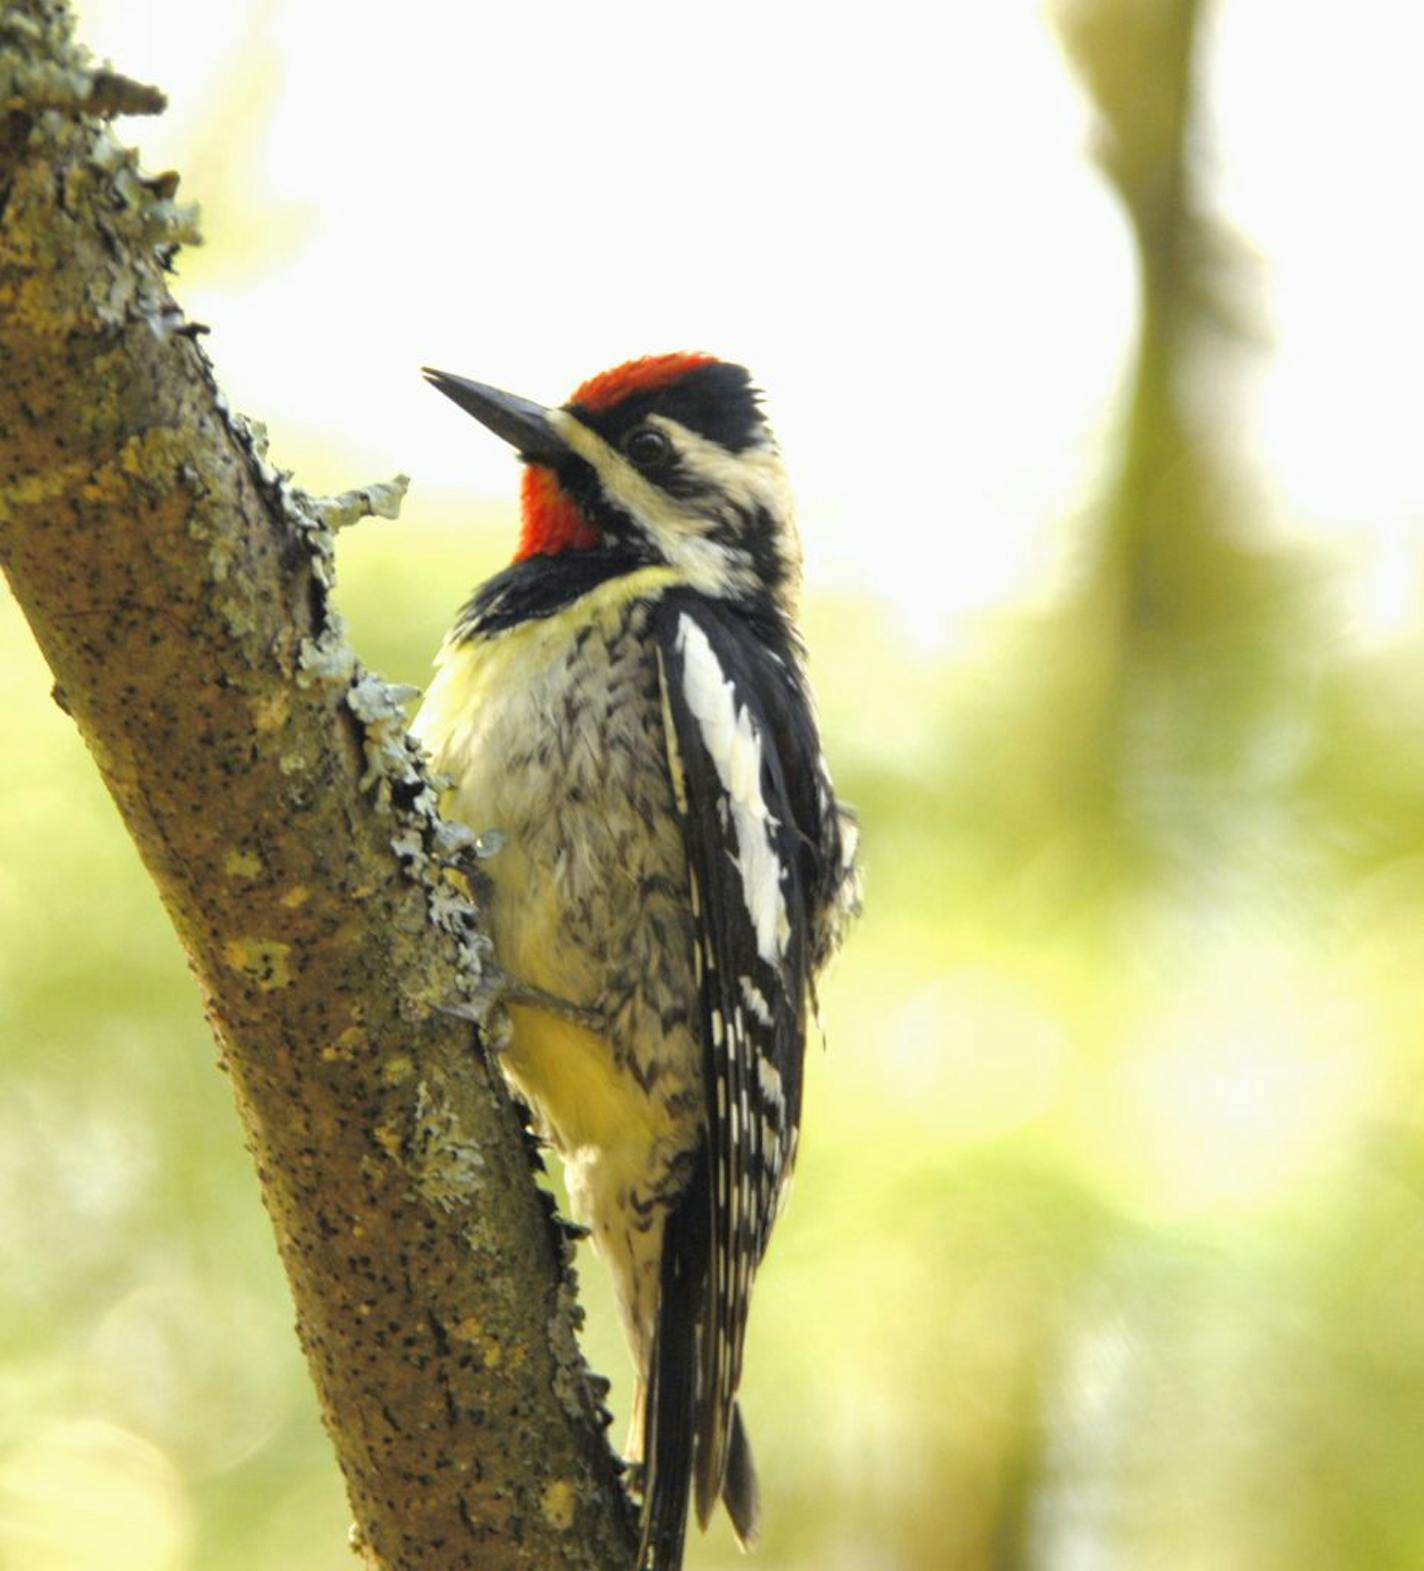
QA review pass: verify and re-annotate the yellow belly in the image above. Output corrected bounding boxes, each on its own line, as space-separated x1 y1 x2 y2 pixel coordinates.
501 1003 672 1161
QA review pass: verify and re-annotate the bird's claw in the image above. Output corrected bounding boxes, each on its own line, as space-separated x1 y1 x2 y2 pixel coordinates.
501 979 605 1033
437 965 602 1049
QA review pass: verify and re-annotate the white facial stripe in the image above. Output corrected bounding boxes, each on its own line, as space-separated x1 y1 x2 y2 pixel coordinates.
547 407 799 602
676 613 791 964
645 415 797 530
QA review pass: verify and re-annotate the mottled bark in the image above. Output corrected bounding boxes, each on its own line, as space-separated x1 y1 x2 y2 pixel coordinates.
0 5 634 1568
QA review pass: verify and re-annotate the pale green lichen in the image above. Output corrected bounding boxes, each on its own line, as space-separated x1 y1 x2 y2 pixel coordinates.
392 1075 488 1213
0 21 194 344
549 1304 596 1426
296 626 358 690
132 196 201 247
429 817 476 857
311 475 410 533
0 18 166 119
348 672 427 795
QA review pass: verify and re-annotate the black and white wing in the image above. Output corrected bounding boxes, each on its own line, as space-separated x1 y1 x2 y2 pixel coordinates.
652 591 838 1533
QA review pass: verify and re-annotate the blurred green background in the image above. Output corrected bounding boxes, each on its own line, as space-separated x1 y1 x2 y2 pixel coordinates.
6 1 1424 1568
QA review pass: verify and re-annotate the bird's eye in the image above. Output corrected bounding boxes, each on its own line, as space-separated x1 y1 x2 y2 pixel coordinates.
623 426 672 468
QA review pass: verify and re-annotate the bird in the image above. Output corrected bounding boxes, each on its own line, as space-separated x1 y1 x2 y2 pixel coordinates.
410 353 859 1569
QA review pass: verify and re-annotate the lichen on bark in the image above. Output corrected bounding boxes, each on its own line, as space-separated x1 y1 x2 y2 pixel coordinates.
0 3 634 1567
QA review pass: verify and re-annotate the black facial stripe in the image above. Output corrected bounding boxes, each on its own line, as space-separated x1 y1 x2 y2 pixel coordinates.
570 439 778 589
548 450 642 543
568 361 766 455
739 504 789 597
651 455 723 504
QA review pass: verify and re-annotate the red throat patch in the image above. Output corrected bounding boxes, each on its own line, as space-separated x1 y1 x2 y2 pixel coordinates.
516 465 600 562
570 352 718 412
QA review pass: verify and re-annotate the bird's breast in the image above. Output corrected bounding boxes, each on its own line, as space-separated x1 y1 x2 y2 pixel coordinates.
411 567 700 1156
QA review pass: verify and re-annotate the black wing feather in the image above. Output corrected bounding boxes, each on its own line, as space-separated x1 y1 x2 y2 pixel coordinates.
651 591 829 1537
638 1148 708 1571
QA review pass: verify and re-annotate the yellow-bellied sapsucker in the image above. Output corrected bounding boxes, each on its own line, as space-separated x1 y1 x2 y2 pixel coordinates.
411 354 859 1570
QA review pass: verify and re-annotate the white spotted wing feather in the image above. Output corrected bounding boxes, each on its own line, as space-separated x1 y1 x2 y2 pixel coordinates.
655 595 853 1526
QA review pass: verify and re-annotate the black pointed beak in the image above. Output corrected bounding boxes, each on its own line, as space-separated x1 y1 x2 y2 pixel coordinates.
421 368 571 465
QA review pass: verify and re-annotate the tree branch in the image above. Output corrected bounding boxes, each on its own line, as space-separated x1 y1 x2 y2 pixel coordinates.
0 4 635 1567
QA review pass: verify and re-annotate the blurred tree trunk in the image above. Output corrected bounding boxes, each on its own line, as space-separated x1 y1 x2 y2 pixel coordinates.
0 5 634 1569
969 0 1313 900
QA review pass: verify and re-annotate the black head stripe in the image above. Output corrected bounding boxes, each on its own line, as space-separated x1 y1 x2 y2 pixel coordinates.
569 362 767 455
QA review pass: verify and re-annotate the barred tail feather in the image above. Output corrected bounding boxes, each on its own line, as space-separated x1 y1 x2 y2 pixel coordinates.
638 1154 708 1571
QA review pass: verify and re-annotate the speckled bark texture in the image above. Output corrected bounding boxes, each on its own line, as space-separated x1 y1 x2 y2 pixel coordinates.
0 5 635 1567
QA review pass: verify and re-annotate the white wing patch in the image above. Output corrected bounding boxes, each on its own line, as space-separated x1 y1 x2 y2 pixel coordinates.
739 974 774 1028
674 614 791 965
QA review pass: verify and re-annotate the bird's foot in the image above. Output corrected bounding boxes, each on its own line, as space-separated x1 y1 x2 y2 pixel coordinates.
436 967 603 1055
501 979 605 1033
